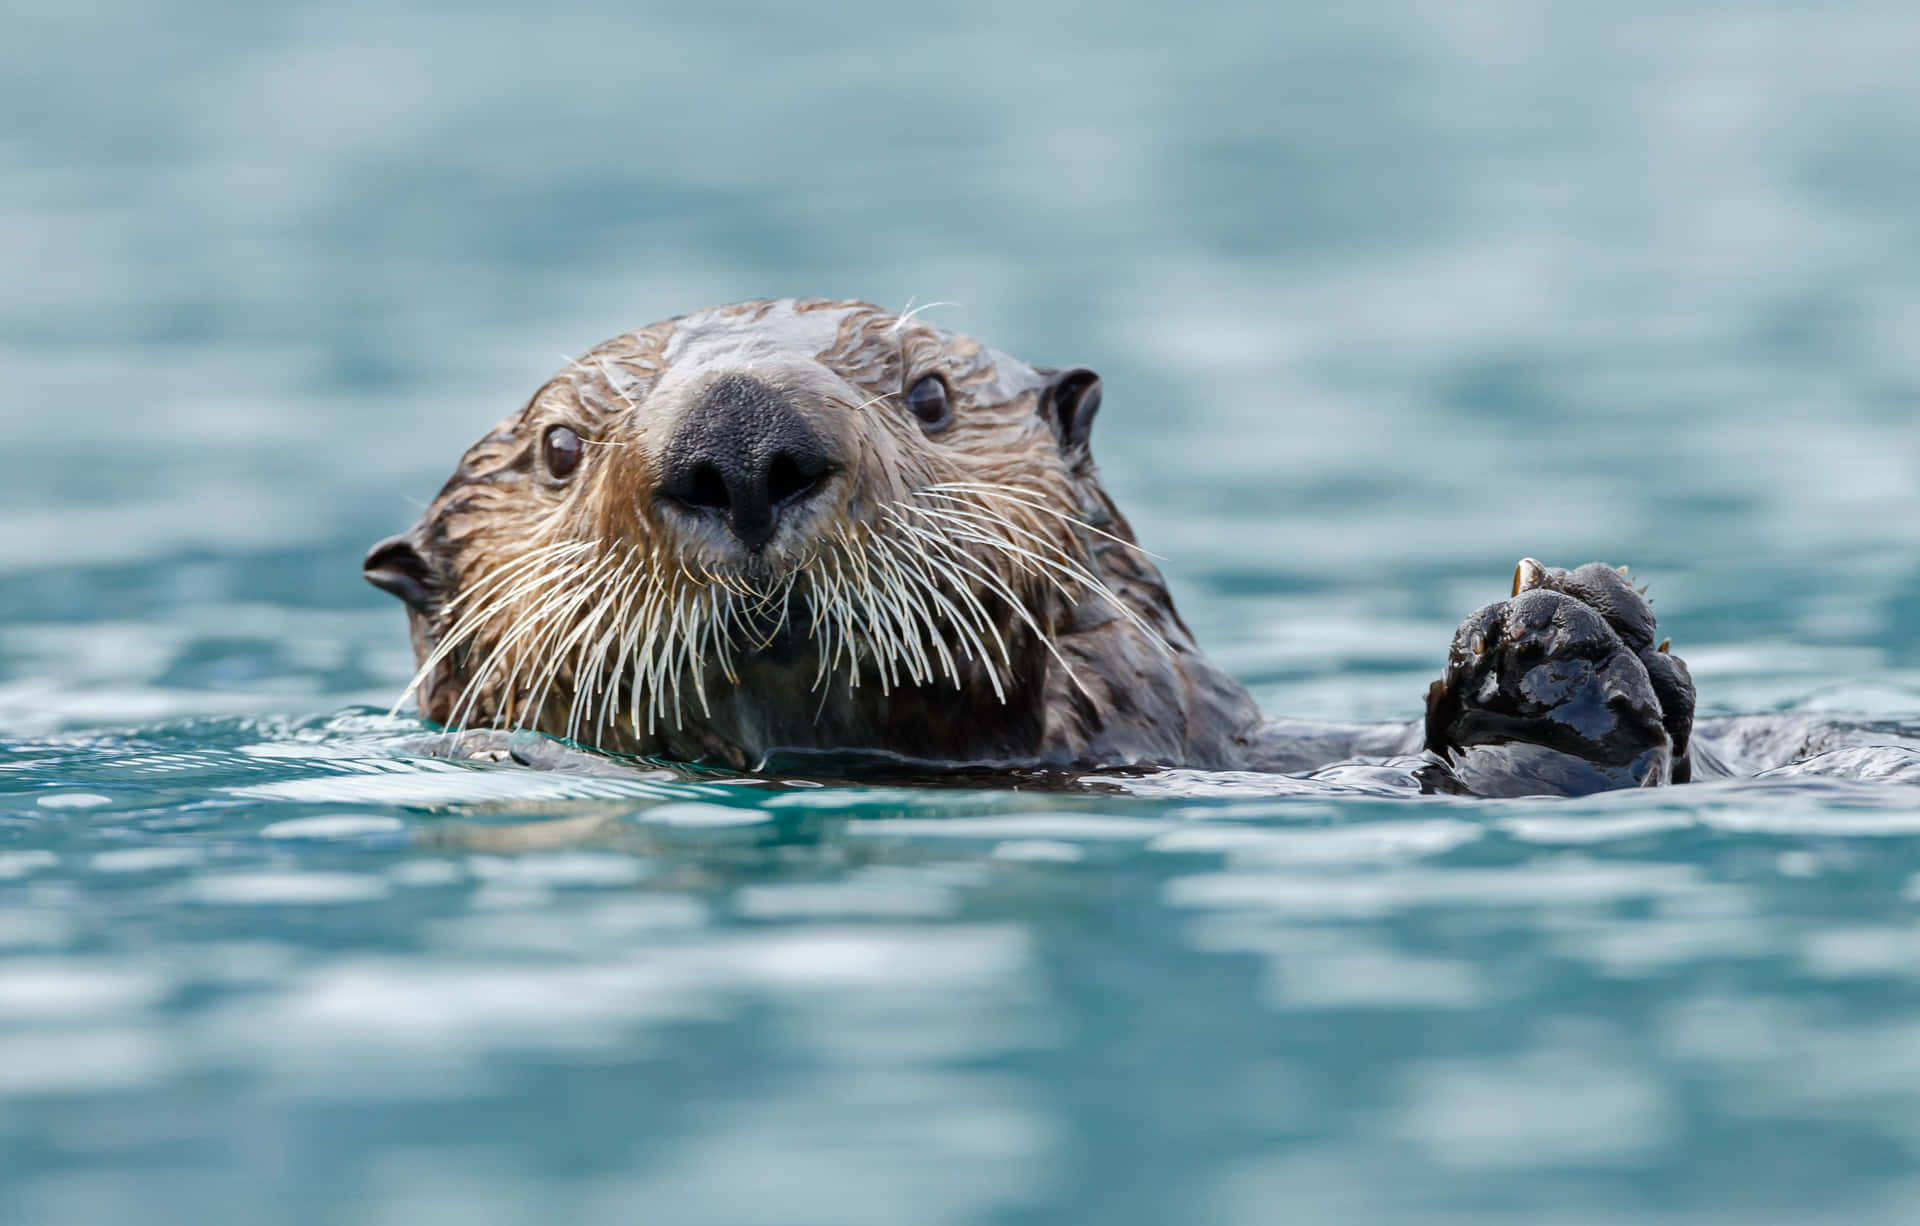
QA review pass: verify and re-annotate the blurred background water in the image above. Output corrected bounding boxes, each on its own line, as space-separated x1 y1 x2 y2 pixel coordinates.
4 1 1920 1222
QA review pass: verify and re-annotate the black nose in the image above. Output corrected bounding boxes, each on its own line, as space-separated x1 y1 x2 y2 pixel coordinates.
657 374 836 552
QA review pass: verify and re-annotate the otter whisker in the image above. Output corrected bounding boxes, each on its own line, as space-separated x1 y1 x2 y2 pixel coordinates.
602 577 643 737
515 589 599 733
593 559 653 740
650 581 691 732
684 584 728 719
485 553 615 694
704 584 736 692
846 389 898 416
838 535 900 695
445 541 594 623
867 526 965 690
538 596 608 741
905 508 1090 608
586 559 649 741
853 530 939 689
833 542 869 688
906 501 1168 652
889 298 960 331
840 529 929 690
868 540 928 692
801 533 872 712
842 542 892 696
635 574 676 727
664 583 700 726
623 580 668 735
801 551 837 691
428 543 588 655
635 590 670 734
399 541 588 682
567 546 645 741
497 548 627 730
393 539 595 720
731 571 793 652
640 584 682 733
809 542 860 692
592 354 641 412
618 567 672 736
537 548 643 741
872 533 962 687
511 549 629 718
803 559 847 700
920 558 1013 691
915 550 1003 694
878 509 1012 701
559 352 639 417
887 514 1084 692
924 482 1165 560
911 497 1098 579
564 595 611 743
758 570 801 653
446 567 605 736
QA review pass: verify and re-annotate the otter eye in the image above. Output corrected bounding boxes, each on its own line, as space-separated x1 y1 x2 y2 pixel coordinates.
543 425 583 479
904 375 951 431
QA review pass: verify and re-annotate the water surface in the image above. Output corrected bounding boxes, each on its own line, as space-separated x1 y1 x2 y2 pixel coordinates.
4 1 1920 1222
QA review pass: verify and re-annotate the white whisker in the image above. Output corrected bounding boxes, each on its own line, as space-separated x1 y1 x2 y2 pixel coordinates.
398 453 1161 755
925 482 1164 559
889 299 960 331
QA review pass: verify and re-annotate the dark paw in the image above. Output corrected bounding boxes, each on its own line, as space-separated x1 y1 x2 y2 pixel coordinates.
1423 560 1695 796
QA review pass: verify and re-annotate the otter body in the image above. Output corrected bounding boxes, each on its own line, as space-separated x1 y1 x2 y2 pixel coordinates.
365 299 1917 796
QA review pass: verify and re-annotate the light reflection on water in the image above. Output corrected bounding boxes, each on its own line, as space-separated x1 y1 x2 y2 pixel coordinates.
6 718 1920 1224
5 0 1920 1222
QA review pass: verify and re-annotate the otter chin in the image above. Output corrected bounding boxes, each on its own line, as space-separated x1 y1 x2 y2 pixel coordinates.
363 298 1268 772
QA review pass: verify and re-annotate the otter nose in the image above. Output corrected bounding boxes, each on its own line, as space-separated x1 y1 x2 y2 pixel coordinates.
657 374 836 552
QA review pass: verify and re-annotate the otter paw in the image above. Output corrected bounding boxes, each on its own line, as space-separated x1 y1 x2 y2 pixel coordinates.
1422 559 1695 796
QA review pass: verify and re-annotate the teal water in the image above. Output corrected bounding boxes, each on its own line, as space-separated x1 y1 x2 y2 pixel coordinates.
5 1 1920 1222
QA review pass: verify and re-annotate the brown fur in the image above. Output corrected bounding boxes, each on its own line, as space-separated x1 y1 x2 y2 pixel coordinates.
376 298 1266 771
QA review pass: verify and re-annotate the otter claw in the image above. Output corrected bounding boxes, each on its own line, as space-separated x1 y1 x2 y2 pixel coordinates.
1512 557 1548 597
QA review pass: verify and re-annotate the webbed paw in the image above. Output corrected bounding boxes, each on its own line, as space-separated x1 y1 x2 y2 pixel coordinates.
1423 560 1694 796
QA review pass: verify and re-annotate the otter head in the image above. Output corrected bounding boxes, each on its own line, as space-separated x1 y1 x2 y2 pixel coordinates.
364 298 1237 770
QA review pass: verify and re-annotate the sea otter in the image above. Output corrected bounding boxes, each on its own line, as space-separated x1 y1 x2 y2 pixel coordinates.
363 298 1918 796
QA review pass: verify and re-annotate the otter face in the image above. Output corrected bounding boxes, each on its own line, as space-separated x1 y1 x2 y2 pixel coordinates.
362 298 1175 770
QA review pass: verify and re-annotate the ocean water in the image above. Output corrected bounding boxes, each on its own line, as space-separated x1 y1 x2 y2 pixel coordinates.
5 1 1920 1222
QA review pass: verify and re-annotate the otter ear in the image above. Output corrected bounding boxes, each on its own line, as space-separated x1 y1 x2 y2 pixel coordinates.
363 533 436 611
1037 368 1102 452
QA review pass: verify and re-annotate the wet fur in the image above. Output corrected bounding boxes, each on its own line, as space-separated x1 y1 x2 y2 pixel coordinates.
386 299 1263 771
